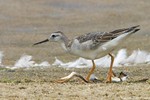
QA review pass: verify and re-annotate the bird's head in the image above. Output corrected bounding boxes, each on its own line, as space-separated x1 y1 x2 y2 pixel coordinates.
33 31 65 45
49 31 64 42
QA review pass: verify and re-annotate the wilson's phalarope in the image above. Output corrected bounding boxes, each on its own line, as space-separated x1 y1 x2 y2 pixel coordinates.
34 25 140 83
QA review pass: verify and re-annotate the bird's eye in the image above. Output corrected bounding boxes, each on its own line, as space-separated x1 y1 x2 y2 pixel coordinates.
52 35 56 38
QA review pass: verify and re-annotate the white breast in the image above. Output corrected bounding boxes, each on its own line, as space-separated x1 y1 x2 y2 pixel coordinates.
69 39 101 59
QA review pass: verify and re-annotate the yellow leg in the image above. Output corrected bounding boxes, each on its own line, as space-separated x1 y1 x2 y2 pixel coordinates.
86 60 96 81
106 53 114 83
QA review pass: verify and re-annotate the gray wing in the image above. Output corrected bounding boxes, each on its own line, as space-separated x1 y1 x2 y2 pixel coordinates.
76 25 140 49
75 32 112 49
76 32 107 43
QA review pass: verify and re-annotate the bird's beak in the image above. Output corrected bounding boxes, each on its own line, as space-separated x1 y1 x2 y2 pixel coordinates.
33 39 49 45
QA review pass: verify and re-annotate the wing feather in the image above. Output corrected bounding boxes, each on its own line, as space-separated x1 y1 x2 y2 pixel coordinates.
75 25 140 49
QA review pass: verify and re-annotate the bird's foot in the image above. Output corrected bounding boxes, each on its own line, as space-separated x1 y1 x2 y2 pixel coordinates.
85 78 90 82
106 71 115 83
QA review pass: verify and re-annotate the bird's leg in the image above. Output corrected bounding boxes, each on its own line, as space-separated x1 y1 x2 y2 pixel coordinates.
106 53 114 83
86 60 96 81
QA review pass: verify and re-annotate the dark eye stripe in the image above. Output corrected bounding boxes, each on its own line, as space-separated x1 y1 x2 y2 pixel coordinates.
52 35 59 37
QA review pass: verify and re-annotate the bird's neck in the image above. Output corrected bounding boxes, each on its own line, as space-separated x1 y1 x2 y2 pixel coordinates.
60 35 70 52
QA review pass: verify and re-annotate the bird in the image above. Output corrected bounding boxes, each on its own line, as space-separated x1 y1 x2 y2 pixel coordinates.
33 25 140 83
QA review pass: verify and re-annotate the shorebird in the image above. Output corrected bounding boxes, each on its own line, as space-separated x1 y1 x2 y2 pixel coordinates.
33 25 140 83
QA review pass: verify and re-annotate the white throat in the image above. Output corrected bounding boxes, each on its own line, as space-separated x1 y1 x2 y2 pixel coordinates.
61 43 68 52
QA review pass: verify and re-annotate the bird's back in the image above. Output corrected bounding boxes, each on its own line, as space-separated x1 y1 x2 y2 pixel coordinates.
75 25 140 46
69 25 140 59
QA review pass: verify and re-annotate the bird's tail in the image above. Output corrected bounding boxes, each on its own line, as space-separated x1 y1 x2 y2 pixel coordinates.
110 25 140 35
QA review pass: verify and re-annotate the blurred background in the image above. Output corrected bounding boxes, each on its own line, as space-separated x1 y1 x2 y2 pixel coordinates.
0 0 149 65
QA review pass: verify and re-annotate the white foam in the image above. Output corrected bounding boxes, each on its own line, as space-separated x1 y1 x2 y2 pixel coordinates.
1 49 150 69
121 49 150 65
0 51 4 65
12 54 50 69
114 49 127 66
52 57 64 66
34 61 50 67
14 55 35 69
